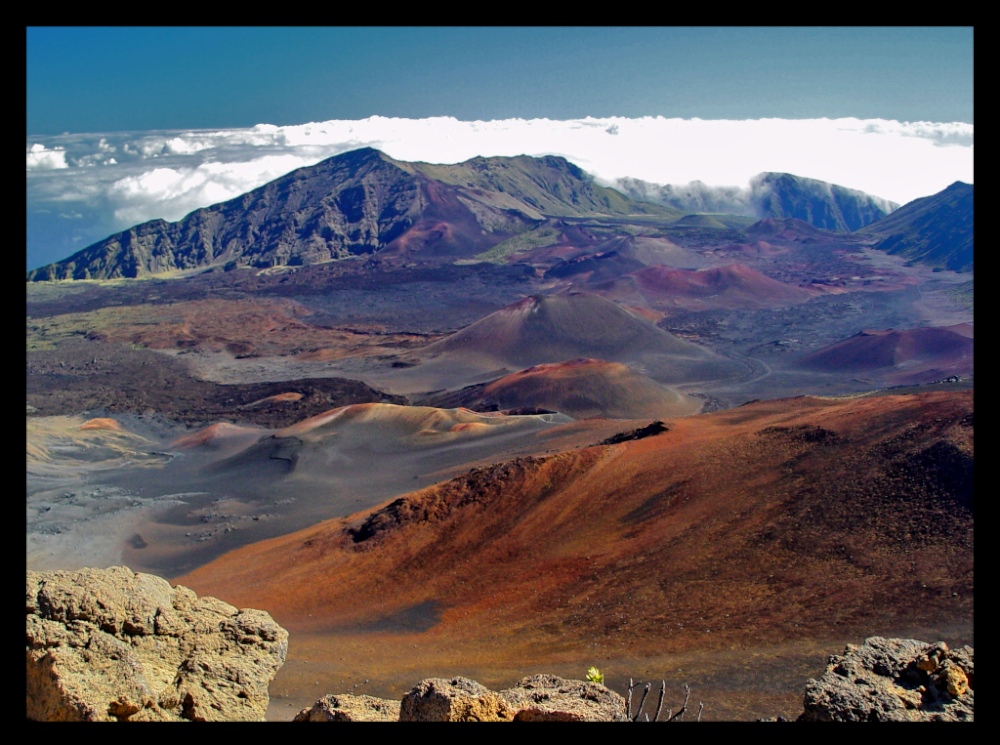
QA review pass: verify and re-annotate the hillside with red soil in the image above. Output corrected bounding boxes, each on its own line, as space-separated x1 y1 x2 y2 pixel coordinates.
602 263 817 311
179 390 972 716
431 358 699 419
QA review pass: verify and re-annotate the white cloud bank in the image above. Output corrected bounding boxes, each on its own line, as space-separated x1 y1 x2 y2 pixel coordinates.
26 116 973 268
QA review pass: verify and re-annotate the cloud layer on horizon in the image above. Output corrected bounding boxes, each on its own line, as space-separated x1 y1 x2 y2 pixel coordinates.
26 116 974 269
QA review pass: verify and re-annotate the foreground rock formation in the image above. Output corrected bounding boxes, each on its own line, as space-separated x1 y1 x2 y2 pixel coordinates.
26 567 288 721
294 693 402 722
296 675 629 722
799 637 974 721
295 640 976 722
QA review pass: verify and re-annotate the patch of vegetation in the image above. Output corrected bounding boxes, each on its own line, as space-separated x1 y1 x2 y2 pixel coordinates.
471 225 562 263
946 280 973 311
626 679 701 722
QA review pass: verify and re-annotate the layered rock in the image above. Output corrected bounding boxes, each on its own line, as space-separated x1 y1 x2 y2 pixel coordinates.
799 637 974 722
26 566 288 721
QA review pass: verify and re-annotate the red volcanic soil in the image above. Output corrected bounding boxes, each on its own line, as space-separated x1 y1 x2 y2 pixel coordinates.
628 264 816 310
801 325 974 385
78 417 123 432
179 390 972 713
242 392 304 407
473 358 698 419
171 422 267 451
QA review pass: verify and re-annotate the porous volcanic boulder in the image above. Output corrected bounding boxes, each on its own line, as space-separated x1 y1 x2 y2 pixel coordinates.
799 637 974 721
399 677 515 721
26 566 288 721
501 674 629 721
294 693 401 721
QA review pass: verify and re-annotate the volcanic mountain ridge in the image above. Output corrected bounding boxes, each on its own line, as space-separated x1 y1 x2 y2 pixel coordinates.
27 148 679 281
857 181 973 272
615 171 897 231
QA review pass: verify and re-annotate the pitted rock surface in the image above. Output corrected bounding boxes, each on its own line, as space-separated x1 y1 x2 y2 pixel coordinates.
294 693 401 721
799 636 974 722
26 566 288 721
400 677 515 721
501 673 629 721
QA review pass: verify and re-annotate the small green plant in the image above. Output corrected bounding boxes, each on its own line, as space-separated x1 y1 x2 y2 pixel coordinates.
585 667 604 684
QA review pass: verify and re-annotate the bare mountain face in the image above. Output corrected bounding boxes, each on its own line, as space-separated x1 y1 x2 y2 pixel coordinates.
751 173 897 232
857 182 973 272
26 149 678 281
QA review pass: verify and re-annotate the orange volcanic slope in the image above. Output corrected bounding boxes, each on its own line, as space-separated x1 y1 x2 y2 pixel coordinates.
180 390 972 665
801 325 974 385
475 358 699 419
171 422 269 451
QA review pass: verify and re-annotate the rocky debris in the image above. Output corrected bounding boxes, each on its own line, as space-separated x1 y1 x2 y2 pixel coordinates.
501 674 630 721
294 694 400 722
598 421 669 446
798 637 974 721
300 675 629 722
400 677 515 721
26 566 288 721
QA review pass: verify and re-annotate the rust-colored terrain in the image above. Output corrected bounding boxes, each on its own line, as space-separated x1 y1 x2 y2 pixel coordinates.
423 358 698 420
179 390 972 719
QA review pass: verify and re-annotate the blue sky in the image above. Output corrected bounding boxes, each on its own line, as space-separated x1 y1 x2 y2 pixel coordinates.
27 27 974 270
27 27 973 133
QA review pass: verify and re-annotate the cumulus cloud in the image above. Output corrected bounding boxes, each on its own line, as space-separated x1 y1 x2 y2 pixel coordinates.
26 116 973 269
106 154 320 225
26 143 68 170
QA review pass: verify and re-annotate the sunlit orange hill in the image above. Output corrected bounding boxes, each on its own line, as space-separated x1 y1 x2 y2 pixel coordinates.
179 391 971 705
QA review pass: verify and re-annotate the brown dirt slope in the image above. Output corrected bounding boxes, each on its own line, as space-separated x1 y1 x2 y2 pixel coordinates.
27 337 405 428
180 390 972 668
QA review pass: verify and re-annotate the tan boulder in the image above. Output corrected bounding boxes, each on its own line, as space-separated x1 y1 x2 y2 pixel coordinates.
399 677 514 721
294 693 401 721
26 566 287 721
799 637 974 722
501 674 629 721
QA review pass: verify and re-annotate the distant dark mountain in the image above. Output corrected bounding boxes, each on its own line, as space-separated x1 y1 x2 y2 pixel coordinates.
617 172 897 232
751 173 896 232
857 182 973 272
28 149 677 281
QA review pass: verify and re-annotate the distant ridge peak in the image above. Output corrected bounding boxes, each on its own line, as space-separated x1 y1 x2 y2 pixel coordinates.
27 149 673 281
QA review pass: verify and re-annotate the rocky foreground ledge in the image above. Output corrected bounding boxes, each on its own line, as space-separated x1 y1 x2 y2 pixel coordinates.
26 567 973 721
26 567 288 721
798 636 974 722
